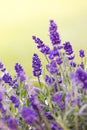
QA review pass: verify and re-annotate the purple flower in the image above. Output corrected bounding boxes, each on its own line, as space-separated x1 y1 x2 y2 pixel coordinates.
58 79 62 84
10 95 20 107
14 63 26 81
2 73 13 86
2 115 10 121
0 92 3 101
32 54 42 77
49 50 54 60
29 95 38 110
48 47 60 59
15 63 23 73
0 83 5 101
0 102 3 109
71 98 81 106
80 62 84 69
52 93 62 103
32 36 50 55
70 61 76 67
13 83 18 89
54 83 58 92
53 47 60 57
32 36 44 48
1 68 6 72
45 112 53 120
76 68 87 82
56 57 63 65
52 93 65 109
52 93 65 110
45 75 55 85
59 101 66 110
0 62 6 72
75 68 87 89
79 49 85 58
1 106 6 113
63 42 73 55
47 60 58 74
7 118 18 129
51 122 63 130
83 82 87 89
57 45 63 49
40 45 50 55
0 62 3 69
49 20 61 45
0 103 6 113
68 55 75 60
41 123 45 130
21 106 39 124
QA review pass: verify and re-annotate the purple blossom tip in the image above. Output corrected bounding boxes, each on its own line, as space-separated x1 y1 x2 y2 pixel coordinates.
47 60 58 74
63 42 73 55
21 106 39 124
45 75 55 85
14 63 26 81
32 53 42 77
79 49 85 58
0 62 3 69
14 63 23 74
7 118 18 129
10 95 20 107
2 73 13 86
49 20 61 45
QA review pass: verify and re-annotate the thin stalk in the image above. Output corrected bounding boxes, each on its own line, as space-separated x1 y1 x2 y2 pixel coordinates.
41 112 51 130
75 85 78 130
54 74 60 91
55 116 70 130
44 55 49 63
81 57 83 63
38 77 41 88
47 88 53 110
5 92 9 98
75 106 78 130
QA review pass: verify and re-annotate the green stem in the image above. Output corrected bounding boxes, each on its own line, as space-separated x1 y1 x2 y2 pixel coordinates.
75 85 78 130
75 106 78 130
38 77 41 88
44 55 49 63
55 116 70 130
54 74 60 91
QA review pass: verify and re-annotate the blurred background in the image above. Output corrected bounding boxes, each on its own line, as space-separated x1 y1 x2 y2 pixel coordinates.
0 0 87 75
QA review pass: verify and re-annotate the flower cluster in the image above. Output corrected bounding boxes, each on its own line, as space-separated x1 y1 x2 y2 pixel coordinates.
32 53 42 77
49 20 61 45
0 20 87 130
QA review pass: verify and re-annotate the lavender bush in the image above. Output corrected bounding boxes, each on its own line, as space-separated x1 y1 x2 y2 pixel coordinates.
0 20 87 130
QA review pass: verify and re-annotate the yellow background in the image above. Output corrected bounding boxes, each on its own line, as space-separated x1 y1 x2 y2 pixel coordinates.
0 0 87 75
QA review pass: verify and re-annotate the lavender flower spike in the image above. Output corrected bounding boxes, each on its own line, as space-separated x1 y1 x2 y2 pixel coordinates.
47 60 58 74
32 36 44 49
32 36 50 55
32 53 42 77
21 106 39 124
15 63 26 81
63 41 73 55
10 95 20 107
79 49 85 58
49 20 61 45
2 73 13 86
7 118 18 129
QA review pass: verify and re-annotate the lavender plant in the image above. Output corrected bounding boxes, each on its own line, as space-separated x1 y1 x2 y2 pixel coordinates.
0 20 87 130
